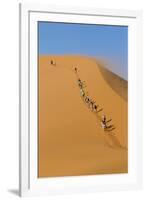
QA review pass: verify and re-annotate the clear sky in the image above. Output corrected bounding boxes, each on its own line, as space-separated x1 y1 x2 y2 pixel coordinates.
38 22 128 80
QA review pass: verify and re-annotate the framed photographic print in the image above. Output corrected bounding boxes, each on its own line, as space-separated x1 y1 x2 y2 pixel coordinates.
19 3 142 197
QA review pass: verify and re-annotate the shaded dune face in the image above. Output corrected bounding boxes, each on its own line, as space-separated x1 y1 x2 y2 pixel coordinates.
38 55 128 177
98 64 128 101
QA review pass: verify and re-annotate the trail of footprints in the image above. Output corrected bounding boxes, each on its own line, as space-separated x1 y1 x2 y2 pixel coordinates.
74 67 115 132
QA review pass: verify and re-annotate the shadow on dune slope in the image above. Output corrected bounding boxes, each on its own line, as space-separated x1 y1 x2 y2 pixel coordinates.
92 59 128 102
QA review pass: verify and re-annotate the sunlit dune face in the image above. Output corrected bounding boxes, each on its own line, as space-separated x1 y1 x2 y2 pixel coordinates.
38 55 128 178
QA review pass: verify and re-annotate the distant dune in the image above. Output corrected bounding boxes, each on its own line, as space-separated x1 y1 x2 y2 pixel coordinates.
38 55 128 177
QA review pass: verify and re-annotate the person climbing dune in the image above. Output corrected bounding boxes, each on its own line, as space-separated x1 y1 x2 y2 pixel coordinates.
89 99 95 110
101 115 107 130
84 96 90 104
94 104 98 112
80 88 85 97
74 67 78 73
78 79 83 88
51 60 55 65
50 60 56 66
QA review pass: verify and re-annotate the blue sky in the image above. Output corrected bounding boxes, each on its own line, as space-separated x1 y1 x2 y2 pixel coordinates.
38 22 128 80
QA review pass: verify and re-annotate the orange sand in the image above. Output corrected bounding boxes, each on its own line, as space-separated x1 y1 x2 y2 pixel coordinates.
38 55 128 177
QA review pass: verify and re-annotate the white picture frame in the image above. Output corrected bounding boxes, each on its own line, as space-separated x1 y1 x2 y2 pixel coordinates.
19 3 143 197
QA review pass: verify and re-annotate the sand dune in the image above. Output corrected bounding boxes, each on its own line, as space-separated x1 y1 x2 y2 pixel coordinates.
38 55 128 177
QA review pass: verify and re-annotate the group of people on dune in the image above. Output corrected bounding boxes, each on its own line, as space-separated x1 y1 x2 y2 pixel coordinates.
74 67 114 131
50 60 114 131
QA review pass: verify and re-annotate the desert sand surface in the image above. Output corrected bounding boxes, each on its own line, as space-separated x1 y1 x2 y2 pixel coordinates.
38 55 128 177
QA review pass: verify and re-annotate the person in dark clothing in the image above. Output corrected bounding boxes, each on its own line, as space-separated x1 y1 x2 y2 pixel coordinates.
74 67 78 73
50 60 56 65
94 104 98 112
78 79 83 88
